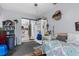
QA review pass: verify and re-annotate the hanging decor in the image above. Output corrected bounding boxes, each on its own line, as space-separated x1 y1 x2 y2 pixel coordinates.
3 20 15 49
52 10 62 21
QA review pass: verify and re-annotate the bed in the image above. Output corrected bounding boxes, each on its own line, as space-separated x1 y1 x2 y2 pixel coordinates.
42 33 79 56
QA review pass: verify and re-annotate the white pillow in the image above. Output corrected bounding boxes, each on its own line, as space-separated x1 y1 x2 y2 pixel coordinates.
67 33 76 42
67 33 79 45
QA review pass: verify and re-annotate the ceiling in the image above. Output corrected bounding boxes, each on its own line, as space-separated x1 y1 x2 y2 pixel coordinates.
0 3 54 17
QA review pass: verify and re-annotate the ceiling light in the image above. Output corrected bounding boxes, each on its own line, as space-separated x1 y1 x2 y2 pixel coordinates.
34 3 38 7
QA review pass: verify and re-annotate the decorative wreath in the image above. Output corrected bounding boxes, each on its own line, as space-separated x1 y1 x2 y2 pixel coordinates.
52 10 62 21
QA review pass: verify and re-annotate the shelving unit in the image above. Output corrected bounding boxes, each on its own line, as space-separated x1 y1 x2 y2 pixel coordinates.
3 20 15 49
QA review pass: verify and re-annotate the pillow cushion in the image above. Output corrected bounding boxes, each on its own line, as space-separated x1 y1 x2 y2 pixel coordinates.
67 33 79 45
56 33 67 42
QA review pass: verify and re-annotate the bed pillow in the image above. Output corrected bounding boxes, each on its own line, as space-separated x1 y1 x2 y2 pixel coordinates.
67 33 79 45
56 33 67 42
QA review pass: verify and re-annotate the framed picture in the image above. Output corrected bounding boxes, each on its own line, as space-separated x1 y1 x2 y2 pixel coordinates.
75 22 79 31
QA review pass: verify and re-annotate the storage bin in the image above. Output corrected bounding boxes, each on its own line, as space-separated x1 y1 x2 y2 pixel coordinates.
0 44 8 56
8 37 14 49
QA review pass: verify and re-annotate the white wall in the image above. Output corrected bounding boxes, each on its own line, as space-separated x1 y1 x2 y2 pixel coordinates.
0 6 4 28
44 3 79 34
0 16 4 27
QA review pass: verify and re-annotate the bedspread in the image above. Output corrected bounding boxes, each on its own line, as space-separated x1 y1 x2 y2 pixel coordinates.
43 40 79 56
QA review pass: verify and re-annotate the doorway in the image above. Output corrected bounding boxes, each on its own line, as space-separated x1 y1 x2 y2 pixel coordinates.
21 19 30 42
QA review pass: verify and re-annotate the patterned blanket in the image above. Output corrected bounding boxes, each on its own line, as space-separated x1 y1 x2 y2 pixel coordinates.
43 40 79 56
